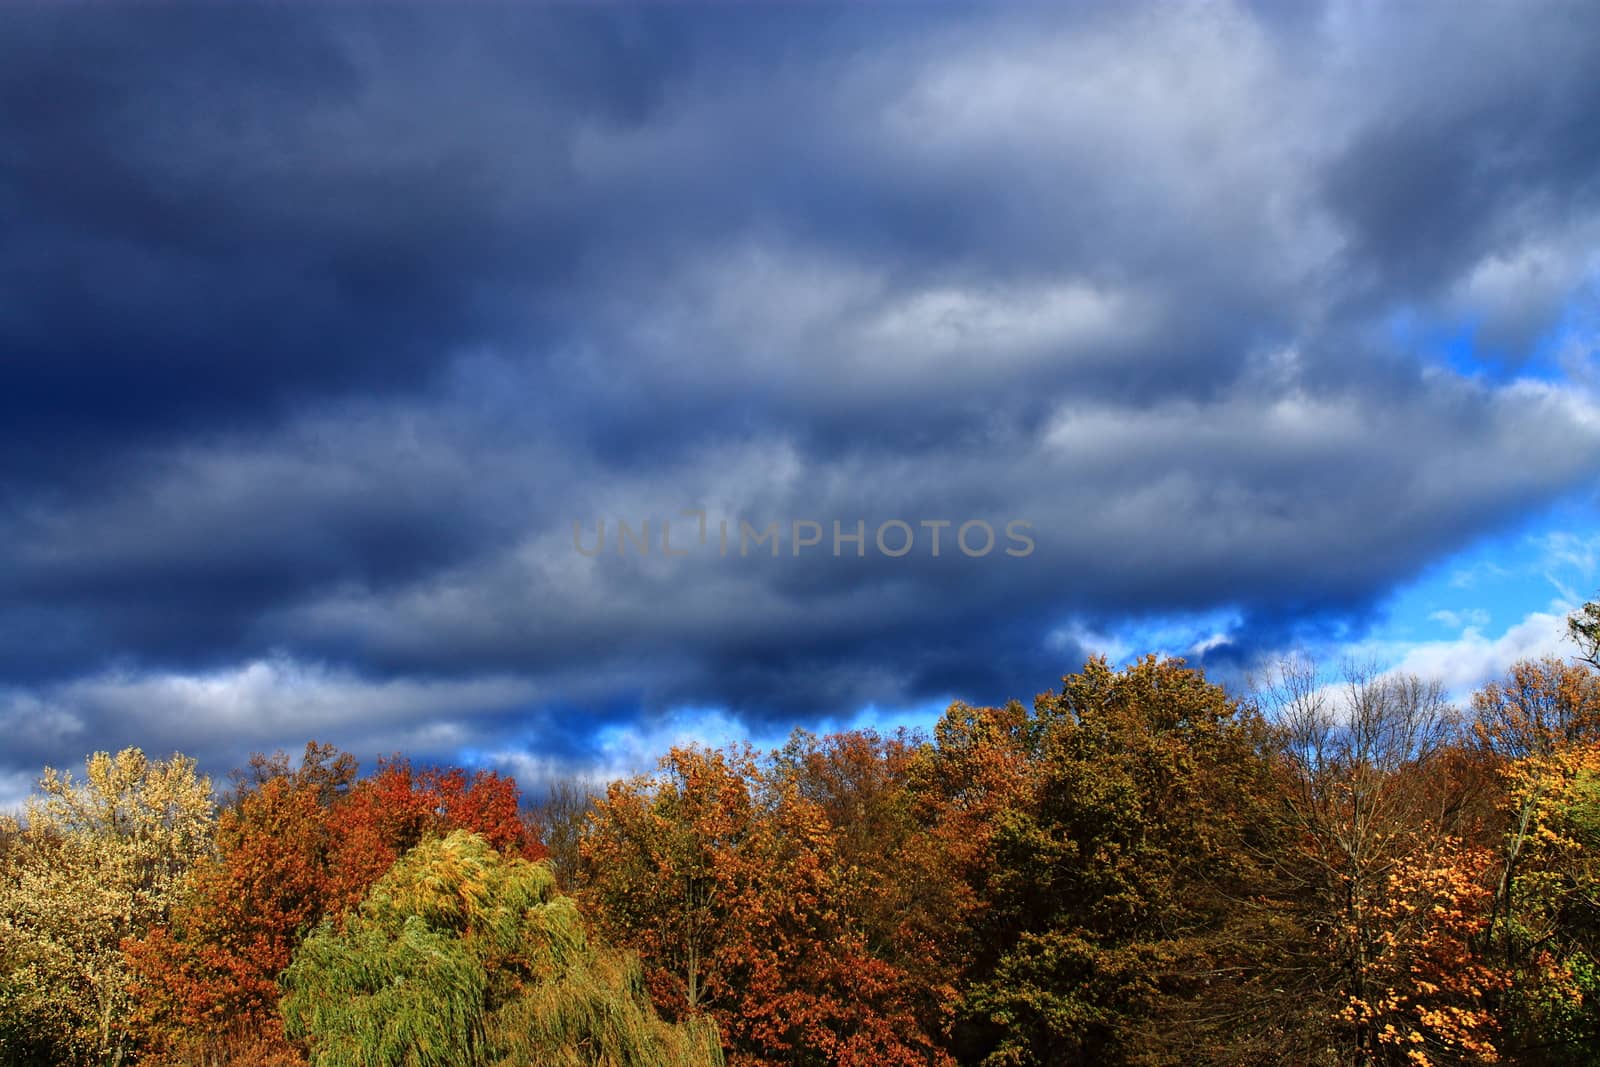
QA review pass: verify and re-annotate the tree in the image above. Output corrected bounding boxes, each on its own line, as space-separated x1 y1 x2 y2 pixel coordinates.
1473 658 1600 762
533 776 601 893
0 749 215 1067
901 699 1037 1044
323 758 543 915
770 729 963 1047
1566 599 1600 672
956 656 1288 1066
1472 701 1600 1064
1473 659 1600 971
124 771 334 1061
581 744 948 1067
1336 839 1506 1065
223 741 359 810
127 745 546 1064
1266 658 1504 1064
280 830 724 1067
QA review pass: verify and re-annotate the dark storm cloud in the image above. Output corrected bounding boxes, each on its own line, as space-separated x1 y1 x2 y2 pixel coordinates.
3 1 1600 795
0 6 698 478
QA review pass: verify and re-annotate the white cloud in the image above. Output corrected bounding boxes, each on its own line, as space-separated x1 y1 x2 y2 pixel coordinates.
1428 607 1491 631
0 658 544 774
485 705 756 792
1350 608 1573 704
1446 239 1600 352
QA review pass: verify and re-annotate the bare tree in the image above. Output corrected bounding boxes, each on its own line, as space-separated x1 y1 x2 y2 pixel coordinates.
534 775 601 891
1257 657 1466 1063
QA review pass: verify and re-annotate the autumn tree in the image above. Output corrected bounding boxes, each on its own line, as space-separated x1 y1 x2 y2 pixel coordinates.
0 748 215 1067
126 744 544 1064
1474 657 1600 966
1335 838 1506 1064
581 743 948 1067
535 776 602 892
951 656 1288 1066
280 830 724 1067
322 757 542 915
1471 658 1600 1063
125 770 335 1062
1265 658 1505 1064
223 741 360 810
769 729 965 1044
1473 658 1600 762
899 699 1038 1030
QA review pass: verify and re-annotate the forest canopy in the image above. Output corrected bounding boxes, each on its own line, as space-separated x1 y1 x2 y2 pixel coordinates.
4 636 1600 1067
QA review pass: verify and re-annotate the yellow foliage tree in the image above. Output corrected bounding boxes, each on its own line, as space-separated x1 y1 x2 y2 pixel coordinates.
1336 838 1507 1065
0 748 215 1067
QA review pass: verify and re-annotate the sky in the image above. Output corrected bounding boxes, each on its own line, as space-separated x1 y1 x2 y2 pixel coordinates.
2 1 1599 807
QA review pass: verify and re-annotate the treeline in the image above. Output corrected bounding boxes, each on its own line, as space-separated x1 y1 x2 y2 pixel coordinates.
2 648 1599 1067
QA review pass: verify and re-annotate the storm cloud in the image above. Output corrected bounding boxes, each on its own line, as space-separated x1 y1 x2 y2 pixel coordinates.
3 1 1599 793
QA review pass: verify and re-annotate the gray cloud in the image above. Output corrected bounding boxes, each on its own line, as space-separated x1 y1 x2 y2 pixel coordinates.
2 1 1599 794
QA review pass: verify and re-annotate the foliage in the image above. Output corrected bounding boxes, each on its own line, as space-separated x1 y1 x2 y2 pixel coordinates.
582 743 948 1067
1566 600 1600 672
124 770 333 1059
8 641 1600 1066
125 744 544 1064
772 728 969 1043
280 830 723 1067
954 656 1289 1066
0 748 215 1067
323 757 544 914
1483 731 1600 1063
534 776 601 892
1473 658 1600 761
1334 839 1506 1065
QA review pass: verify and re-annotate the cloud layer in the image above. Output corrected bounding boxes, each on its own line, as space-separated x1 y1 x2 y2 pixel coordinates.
3 2 1599 795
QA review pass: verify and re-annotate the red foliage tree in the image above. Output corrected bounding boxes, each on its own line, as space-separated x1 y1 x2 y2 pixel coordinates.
324 757 542 913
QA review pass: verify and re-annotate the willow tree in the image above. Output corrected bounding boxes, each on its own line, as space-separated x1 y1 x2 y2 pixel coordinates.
280 830 723 1067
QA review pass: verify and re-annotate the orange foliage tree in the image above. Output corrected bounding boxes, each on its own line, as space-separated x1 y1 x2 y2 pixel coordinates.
581 743 950 1067
1335 838 1507 1065
771 727 983 1045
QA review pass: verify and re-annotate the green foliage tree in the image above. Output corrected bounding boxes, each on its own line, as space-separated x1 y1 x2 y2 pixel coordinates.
1566 598 1600 671
954 656 1289 1066
280 829 723 1067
